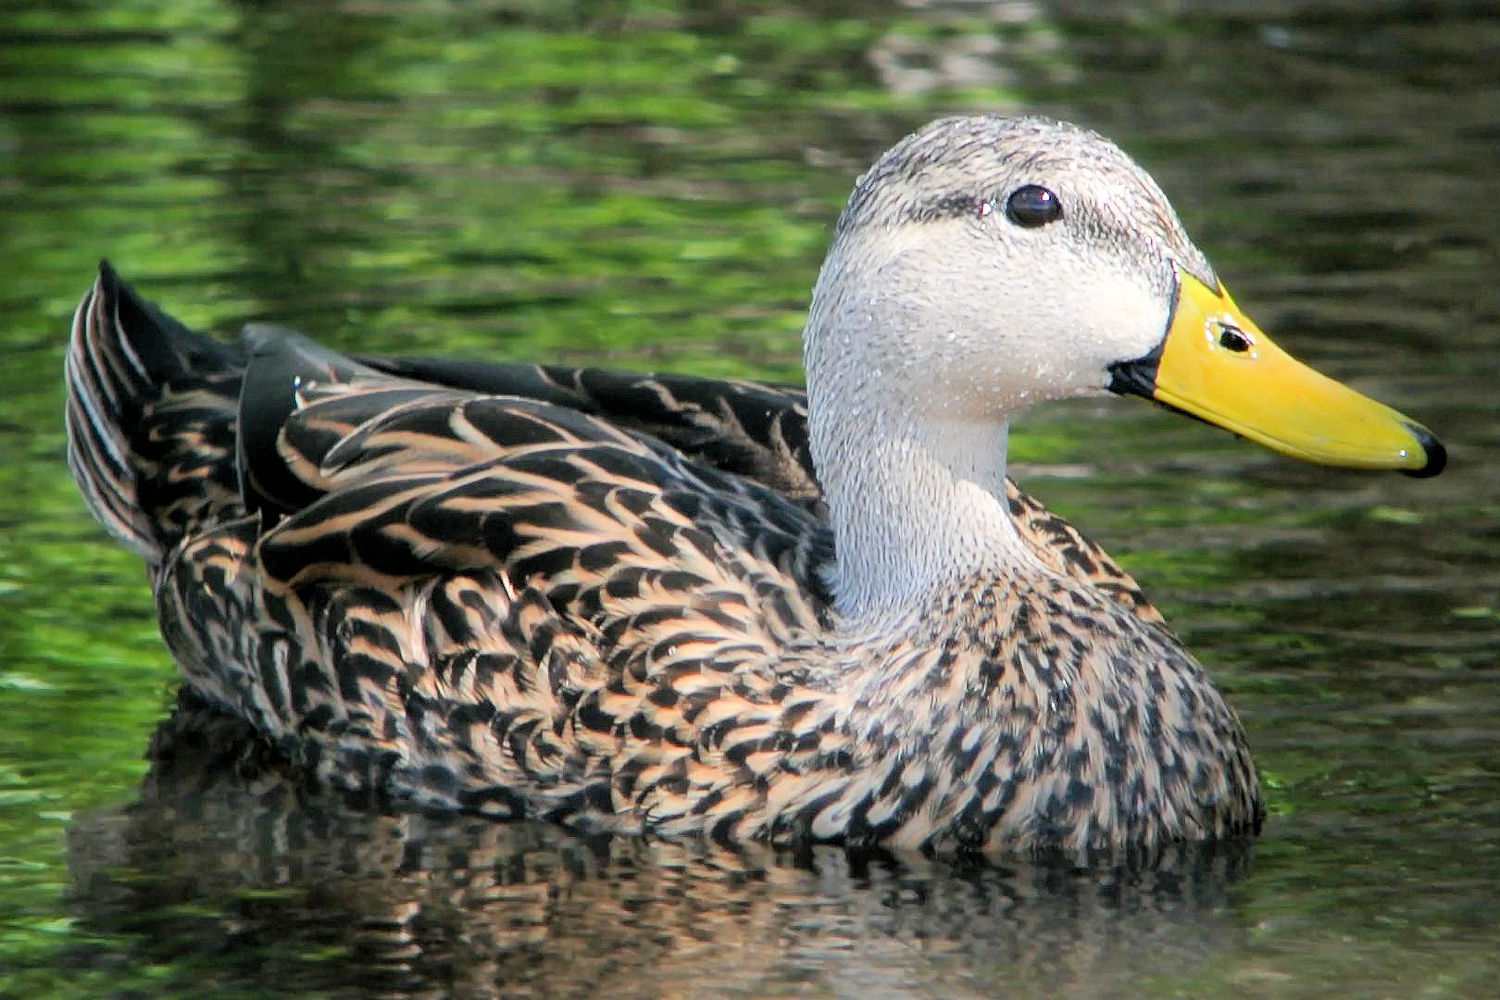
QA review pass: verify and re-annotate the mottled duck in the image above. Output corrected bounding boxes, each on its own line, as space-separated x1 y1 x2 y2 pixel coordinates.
65 116 1444 856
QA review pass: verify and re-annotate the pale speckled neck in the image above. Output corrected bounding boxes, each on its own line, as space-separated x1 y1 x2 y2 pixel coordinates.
815 403 1035 626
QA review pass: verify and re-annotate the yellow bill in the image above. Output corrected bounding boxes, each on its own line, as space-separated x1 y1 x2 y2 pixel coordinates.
1109 270 1445 477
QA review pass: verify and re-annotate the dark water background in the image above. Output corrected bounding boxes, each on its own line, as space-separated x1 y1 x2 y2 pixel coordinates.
2 1 1497 995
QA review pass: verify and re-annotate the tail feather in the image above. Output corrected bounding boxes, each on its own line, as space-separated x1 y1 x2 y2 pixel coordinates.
65 262 243 562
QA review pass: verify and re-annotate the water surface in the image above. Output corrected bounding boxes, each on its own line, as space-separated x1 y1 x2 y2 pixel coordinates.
2 2 1497 995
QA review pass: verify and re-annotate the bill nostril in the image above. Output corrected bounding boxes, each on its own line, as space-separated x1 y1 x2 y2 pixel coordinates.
1218 324 1253 353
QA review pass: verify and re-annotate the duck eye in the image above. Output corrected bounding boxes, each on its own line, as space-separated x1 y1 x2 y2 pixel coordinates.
1005 185 1063 227
1218 324 1253 353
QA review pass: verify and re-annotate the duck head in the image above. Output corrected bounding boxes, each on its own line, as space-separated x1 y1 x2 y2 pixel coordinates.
804 114 1444 479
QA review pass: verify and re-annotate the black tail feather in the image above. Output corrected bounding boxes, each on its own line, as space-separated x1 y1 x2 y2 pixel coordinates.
64 261 242 560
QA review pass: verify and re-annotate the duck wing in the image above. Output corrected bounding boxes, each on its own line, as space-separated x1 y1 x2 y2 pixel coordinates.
366 356 1164 625
231 329 833 610
363 356 822 510
69 265 839 819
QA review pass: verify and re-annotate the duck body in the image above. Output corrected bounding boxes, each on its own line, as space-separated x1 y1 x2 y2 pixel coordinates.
66 116 1444 855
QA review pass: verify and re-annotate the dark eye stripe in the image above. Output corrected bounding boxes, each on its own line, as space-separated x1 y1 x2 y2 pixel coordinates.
1005 185 1063 227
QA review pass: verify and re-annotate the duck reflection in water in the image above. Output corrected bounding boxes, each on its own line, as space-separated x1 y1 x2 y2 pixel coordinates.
69 696 1255 998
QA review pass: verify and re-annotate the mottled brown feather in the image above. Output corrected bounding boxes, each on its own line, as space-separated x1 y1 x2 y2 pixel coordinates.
65 263 1261 857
